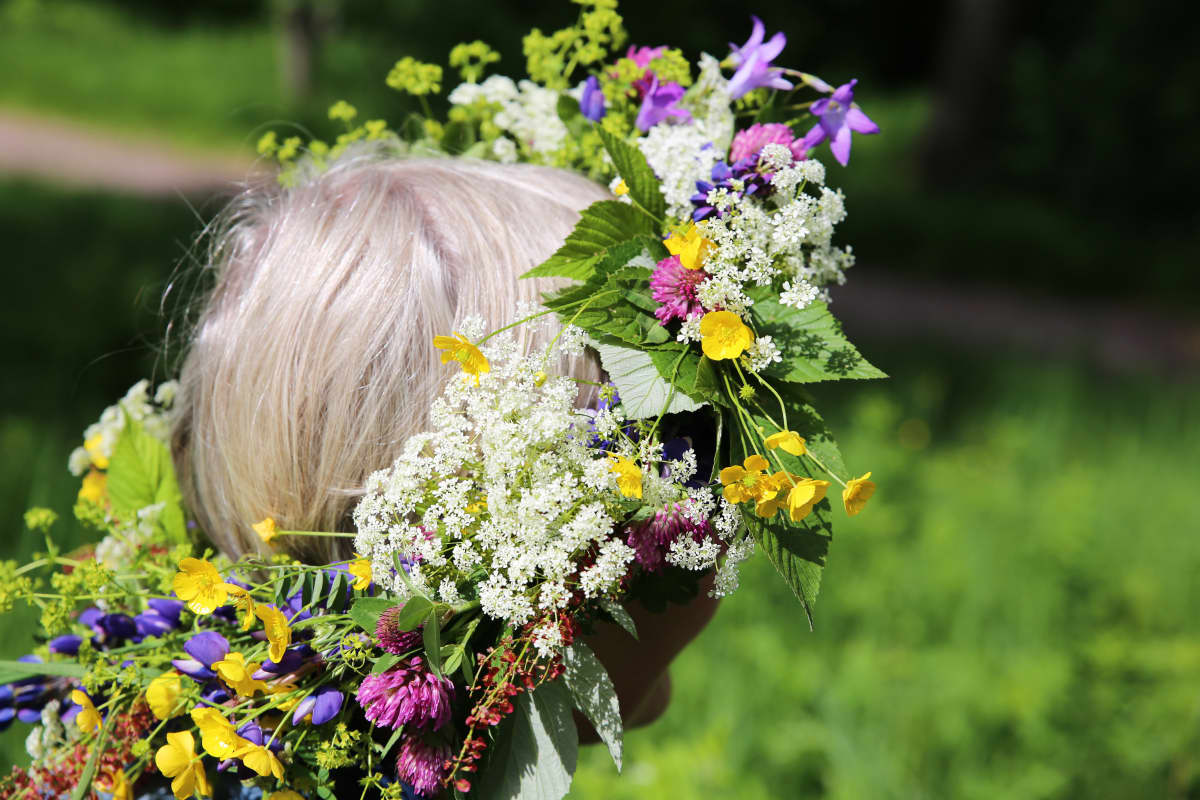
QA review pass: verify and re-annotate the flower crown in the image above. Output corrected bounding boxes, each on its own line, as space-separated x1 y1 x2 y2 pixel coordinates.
1 5 883 800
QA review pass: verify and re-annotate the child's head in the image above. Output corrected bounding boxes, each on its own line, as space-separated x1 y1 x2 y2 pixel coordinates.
171 151 606 562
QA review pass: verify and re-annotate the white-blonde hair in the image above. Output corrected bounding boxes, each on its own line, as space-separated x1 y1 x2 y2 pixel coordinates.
171 151 607 563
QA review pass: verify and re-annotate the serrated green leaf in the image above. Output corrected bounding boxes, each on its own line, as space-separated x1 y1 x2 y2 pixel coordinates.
106 412 187 543
593 341 704 419
348 597 396 635
750 297 886 383
475 680 578 800
596 599 638 640
563 643 623 771
597 128 666 220
522 202 655 281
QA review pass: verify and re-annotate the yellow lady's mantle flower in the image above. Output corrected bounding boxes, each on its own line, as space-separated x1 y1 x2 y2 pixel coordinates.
348 557 372 591
78 470 107 505
214 652 269 697
256 604 293 663
71 689 101 733
786 478 831 522
699 311 754 361
609 456 643 499
252 517 279 545
433 333 490 384
664 224 714 270
842 472 876 516
173 558 234 615
765 430 807 457
146 671 184 720
155 730 211 800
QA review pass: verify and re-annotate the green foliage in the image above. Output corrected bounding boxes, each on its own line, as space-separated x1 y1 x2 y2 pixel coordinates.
348 596 398 635
563 643 623 771
477 679 579 800
105 414 186 543
595 129 666 221
591 342 702 419
522 202 656 281
750 296 886 384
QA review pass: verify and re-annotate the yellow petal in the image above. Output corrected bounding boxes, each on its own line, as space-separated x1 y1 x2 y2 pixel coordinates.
842 471 876 516
743 454 770 473
764 431 806 456
252 517 279 544
146 671 183 720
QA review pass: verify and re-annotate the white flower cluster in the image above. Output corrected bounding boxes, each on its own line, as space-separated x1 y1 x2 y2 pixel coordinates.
449 75 568 160
354 327 647 630
68 379 178 476
637 123 724 220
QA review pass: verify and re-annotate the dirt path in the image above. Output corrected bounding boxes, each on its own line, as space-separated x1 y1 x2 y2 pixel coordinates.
1 109 1197 375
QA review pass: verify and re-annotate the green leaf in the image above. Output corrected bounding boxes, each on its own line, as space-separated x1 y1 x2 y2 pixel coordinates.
475 680 578 800
593 341 704 419
0 659 87 683
597 128 666 221
556 93 581 124
381 725 405 759
423 608 443 678
105 412 187 543
645 346 728 407
522 201 655 281
348 597 397 635
442 646 464 676
563 644 623 770
441 120 477 154
371 653 401 674
750 297 886 383
326 571 349 613
596 598 638 641
391 595 434 632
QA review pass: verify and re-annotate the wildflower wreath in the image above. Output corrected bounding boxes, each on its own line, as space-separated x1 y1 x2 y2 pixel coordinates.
0 4 883 799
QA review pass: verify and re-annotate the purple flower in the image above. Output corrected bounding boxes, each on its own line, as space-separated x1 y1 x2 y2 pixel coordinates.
798 79 879 166
174 631 229 679
396 735 452 798
48 635 82 655
625 500 715 572
650 256 708 323
292 686 344 726
254 645 313 679
727 16 793 99
376 606 424 656
626 45 665 69
148 598 185 624
356 657 454 731
730 122 807 163
636 75 692 131
580 75 606 122
95 613 139 645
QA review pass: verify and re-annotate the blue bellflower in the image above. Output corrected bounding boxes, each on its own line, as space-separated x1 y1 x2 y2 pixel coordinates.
798 79 879 166
727 16 793 99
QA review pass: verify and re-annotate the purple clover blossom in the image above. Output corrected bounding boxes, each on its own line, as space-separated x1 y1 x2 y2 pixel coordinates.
650 256 708 323
396 735 452 798
798 78 879 166
730 122 806 163
580 75 606 122
727 16 793 99
625 501 715 572
626 45 666 69
376 607 424 656
636 75 692 131
356 657 454 731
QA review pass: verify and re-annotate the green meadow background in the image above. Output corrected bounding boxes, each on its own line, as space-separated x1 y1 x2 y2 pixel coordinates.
1 1 1198 797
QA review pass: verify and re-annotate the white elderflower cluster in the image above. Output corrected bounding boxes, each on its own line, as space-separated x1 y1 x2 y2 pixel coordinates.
637 123 724 219
746 335 783 373
450 75 568 160
353 327 645 627
68 379 179 476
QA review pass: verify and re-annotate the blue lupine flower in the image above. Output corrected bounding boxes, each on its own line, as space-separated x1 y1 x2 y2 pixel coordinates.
292 686 344 726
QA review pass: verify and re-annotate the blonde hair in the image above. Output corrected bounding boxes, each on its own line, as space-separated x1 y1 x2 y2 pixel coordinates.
171 151 607 563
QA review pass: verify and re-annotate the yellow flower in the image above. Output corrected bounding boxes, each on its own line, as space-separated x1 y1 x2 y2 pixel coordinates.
612 179 629 196
433 333 490 384
608 456 643 499
719 454 771 504
256 604 293 663
191 707 250 760
71 689 101 733
842 472 876 516
146 671 184 720
786 478 831 522
699 311 754 361
214 652 269 697
226 585 256 631
664 224 714 271
252 517 279 545
172 558 233 615
83 433 109 470
242 745 286 781
764 430 807 457
78 470 107 505
155 730 211 800
103 769 133 800
348 557 372 591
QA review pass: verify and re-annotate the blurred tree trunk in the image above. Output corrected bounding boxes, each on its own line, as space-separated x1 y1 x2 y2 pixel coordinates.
276 0 328 101
918 0 1014 186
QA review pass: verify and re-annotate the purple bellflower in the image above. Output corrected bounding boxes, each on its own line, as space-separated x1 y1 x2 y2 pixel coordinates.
727 16 793 99
798 78 879 166
580 75 606 122
636 75 692 131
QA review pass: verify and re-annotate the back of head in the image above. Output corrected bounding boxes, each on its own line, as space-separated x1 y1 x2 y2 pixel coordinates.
172 151 606 562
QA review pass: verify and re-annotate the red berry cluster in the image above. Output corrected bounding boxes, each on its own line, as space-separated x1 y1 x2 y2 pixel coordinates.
442 615 577 793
